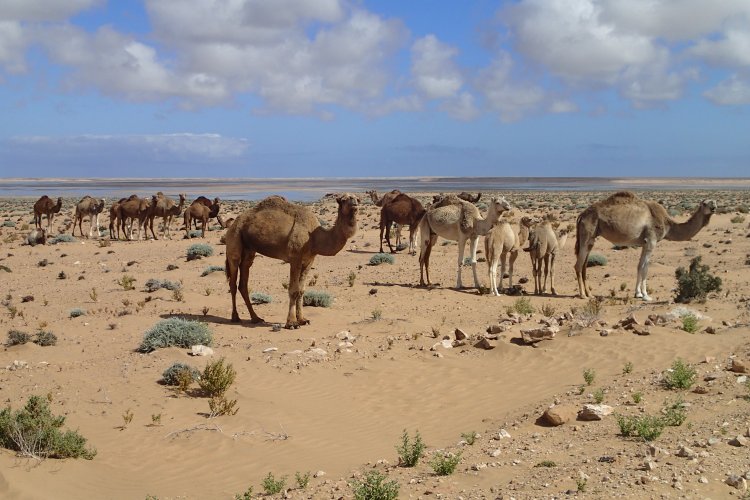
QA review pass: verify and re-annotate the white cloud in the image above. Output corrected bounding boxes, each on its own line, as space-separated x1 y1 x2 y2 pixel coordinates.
411 35 463 99
704 75 750 105
549 99 578 113
0 0 101 22
475 53 544 122
0 21 26 73
690 25 750 68
440 92 479 121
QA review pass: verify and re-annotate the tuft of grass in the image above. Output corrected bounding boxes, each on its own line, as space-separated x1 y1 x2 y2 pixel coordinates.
200 358 238 417
117 274 136 291
396 429 425 467
233 487 253 500
33 331 57 346
661 397 688 427
430 451 462 476
371 309 382 321
623 361 634 374
681 313 699 333
0 395 96 459
250 292 273 304
200 265 225 277
49 234 76 244
369 253 395 266
187 243 213 261
295 471 311 489
510 297 535 315
583 368 596 386
593 388 605 404
303 290 332 307
69 308 86 318
535 460 557 468
632 391 643 404
730 215 746 224
161 363 201 386
7 330 31 346
663 358 697 390
262 472 286 495
352 471 399 500
674 256 721 303
540 303 556 317
460 430 478 445
138 318 212 353
586 253 607 267
348 271 357 287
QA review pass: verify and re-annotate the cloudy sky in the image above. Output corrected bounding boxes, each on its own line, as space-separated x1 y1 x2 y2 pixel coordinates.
1 0 748 178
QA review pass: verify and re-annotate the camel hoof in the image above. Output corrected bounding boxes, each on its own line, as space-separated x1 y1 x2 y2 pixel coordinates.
297 319 310 326
231 315 241 323
284 323 300 330
250 316 265 324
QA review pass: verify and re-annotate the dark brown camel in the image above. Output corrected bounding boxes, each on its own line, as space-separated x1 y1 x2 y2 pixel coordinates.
379 193 426 255
33 196 63 232
457 192 482 203
184 197 221 238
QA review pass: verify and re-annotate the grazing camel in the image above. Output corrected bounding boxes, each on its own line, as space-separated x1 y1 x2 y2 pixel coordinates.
485 216 534 296
33 196 62 232
419 195 512 289
574 192 717 301
148 192 186 240
457 192 482 203
119 195 155 241
378 193 425 255
225 194 360 329
524 219 566 295
184 197 221 238
72 196 106 238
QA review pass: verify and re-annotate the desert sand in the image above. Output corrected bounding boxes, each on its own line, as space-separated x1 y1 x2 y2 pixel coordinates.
0 189 749 499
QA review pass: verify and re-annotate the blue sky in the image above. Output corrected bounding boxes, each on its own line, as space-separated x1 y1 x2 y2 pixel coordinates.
1 0 749 178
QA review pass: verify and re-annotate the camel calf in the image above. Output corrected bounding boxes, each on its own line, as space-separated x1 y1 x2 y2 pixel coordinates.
524 219 567 295
484 216 534 295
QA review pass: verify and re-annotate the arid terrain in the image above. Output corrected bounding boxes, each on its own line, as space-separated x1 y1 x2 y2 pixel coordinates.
1 189 749 500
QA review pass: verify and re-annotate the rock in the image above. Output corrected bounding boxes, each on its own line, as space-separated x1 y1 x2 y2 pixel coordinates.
620 314 639 329
726 474 748 491
262 347 278 353
730 358 748 373
676 446 697 458
647 444 670 459
632 326 651 336
441 339 453 349
498 429 511 439
473 337 494 350
543 405 577 426
577 404 614 421
704 326 717 334
643 460 657 471
698 476 709 484
489 449 502 457
7 360 28 371
189 344 214 356
314 471 326 478
738 375 748 384
487 324 507 334
336 330 355 341
703 356 716 363
306 347 328 357
729 435 748 447
704 372 726 381
693 385 709 394
599 329 611 337
520 325 558 344
454 328 468 340
452 339 466 348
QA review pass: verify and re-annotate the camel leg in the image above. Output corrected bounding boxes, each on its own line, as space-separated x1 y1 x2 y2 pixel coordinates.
408 223 416 256
469 236 480 289
238 248 264 323
418 218 434 286
455 235 467 289
295 259 314 326
488 256 499 296
379 219 386 253
285 262 304 329
542 254 550 294
549 253 557 295
635 241 654 301
574 237 594 298
385 219 395 253
201 218 207 238
508 249 518 290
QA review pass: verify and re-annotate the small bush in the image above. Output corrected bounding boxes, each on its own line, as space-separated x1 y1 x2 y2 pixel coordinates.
49 234 76 244
623 361 634 374
303 290 332 308
541 303 556 317
396 429 425 467
430 451 462 475
352 471 399 500
730 215 746 224
0 395 96 459
535 460 557 468
33 331 57 346
117 274 136 291
69 308 86 318
200 265 225 277
578 297 603 326
188 230 202 239
663 358 697 390
262 472 286 495
661 398 688 427
187 244 213 261
138 318 212 353
632 392 643 404
583 368 596 386
2 220 15 227
460 430 478 445
7 330 31 346
674 256 721 303
144 278 181 292
233 487 253 500
251 292 273 304
586 253 608 267
161 363 201 386
593 388 605 404
681 313 699 333
511 297 535 315
295 471 311 489
199 357 236 397
369 253 395 266
634 415 665 441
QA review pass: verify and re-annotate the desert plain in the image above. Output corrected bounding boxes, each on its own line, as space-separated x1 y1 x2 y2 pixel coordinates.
0 188 749 500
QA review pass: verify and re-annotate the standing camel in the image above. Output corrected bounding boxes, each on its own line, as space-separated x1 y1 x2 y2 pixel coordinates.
184 197 221 238
485 216 534 295
457 192 482 203
574 192 717 301
148 192 186 240
224 194 359 329
367 189 403 247
119 195 155 240
33 196 62 232
418 195 512 289
524 219 566 295
72 196 106 238
378 193 425 255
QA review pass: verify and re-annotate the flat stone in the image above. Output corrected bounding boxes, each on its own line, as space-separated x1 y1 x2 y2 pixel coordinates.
693 385 709 394
632 326 651 336
577 404 614 421
262 347 278 353
520 325 558 344
729 435 749 447
190 345 214 356
306 347 328 357
726 474 748 490
730 358 748 373
543 405 577 426
473 337 494 350
676 446 697 458
489 449 502 457
486 324 507 334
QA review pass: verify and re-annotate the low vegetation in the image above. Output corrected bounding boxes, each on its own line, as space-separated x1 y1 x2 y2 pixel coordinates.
369 253 395 266
674 256 722 303
186 243 214 261
138 318 212 353
303 290 332 307
200 265 225 277
586 253 608 267
352 470 399 500
430 451 461 475
161 362 201 386
396 429 425 467
145 278 181 292
662 358 697 390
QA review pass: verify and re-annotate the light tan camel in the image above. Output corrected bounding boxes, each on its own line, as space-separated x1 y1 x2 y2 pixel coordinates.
118 195 154 241
367 189 404 247
524 219 566 295
33 196 62 232
72 196 106 238
149 192 186 240
484 216 534 295
184 197 221 238
418 195 512 289
224 194 359 329
574 191 717 301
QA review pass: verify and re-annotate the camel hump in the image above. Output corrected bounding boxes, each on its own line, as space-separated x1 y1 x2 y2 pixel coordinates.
602 191 637 205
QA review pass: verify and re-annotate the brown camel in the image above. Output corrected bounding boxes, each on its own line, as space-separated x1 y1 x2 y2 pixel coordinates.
574 192 717 301
485 216 534 295
366 189 402 207
524 219 565 295
457 192 482 203
148 192 186 240
118 195 155 240
33 196 62 232
72 196 106 238
184 197 221 238
378 193 425 255
224 194 360 329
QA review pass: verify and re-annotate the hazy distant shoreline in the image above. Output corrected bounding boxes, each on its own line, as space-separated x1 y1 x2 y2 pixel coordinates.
1 177 748 202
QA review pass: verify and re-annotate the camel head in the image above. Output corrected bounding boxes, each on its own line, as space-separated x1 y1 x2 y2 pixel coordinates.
699 199 717 216
520 216 535 228
489 196 512 214
336 193 360 221
96 198 106 213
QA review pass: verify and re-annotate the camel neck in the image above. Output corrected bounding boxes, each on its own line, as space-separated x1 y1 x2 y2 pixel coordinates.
311 216 357 256
665 209 711 241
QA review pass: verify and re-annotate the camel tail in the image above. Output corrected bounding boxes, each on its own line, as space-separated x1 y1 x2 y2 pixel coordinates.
225 255 231 283
574 211 585 256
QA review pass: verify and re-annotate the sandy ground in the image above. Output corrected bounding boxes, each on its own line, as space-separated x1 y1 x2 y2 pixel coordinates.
0 190 749 499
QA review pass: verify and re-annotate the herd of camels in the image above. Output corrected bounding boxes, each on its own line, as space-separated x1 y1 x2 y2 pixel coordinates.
30 189 717 329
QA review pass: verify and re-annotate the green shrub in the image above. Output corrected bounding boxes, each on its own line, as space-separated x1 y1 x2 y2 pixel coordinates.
632 392 643 404
681 313 699 333
615 414 638 437
138 318 212 352
7 330 31 346
661 398 688 427
144 278 181 292
69 308 86 318
251 292 273 304
583 368 596 386
33 331 57 346
49 234 76 244
535 460 557 468
586 253 608 267
593 388 605 404
352 471 399 500
511 297 535 315
233 487 253 500
295 471 311 489
663 358 697 390
262 472 286 495
198 357 236 397
2 220 15 227
674 256 722 303
161 363 201 386
0 395 96 459
396 429 425 467
634 415 665 441
431 451 461 475
186 243 214 261
369 253 395 266
303 290 332 307
623 361 634 374
461 430 478 445
117 274 136 291
200 265 225 277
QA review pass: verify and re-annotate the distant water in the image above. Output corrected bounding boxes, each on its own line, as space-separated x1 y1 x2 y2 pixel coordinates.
1 177 747 202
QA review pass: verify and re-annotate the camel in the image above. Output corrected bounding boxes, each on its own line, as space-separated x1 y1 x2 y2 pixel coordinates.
367 189 404 247
225 194 359 329
109 196 129 240
418 195 512 289
184 197 222 238
457 192 481 203
378 193 425 255
72 196 106 238
118 195 155 241
574 192 717 301
33 196 62 232
148 192 186 240
27 228 47 246
524 219 567 295
484 216 534 295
